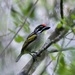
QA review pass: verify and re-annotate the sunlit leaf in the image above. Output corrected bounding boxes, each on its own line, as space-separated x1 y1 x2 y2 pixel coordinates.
50 54 56 60
53 43 61 50
61 18 66 24
14 21 19 27
18 2 35 18
57 56 67 75
11 7 24 27
72 27 75 34
71 14 75 19
15 35 24 43
57 23 62 29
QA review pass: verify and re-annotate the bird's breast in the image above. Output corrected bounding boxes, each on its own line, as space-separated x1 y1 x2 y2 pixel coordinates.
26 34 44 52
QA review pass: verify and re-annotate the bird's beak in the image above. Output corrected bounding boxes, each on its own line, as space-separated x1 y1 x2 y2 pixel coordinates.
43 26 50 31
41 26 50 32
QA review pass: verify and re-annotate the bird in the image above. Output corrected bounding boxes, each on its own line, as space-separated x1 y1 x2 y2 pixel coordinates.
16 24 50 62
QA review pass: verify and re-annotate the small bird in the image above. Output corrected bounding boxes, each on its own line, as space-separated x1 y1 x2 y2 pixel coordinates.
16 24 50 62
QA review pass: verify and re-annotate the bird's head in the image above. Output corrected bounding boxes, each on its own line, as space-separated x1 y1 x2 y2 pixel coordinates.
34 24 50 33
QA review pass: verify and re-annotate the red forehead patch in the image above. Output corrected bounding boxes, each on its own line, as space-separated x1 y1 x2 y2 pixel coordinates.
42 24 46 26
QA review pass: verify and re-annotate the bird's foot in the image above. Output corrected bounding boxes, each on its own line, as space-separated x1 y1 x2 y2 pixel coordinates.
29 53 37 62
31 51 41 57
31 51 37 54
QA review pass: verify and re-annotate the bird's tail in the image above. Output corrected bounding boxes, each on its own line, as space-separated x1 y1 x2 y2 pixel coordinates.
16 54 21 62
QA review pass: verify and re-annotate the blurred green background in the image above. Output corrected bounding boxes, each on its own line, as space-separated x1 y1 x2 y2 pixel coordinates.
0 0 75 75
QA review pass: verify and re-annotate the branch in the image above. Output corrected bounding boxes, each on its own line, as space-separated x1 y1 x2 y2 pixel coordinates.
36 30 67 56
60 0 63 19
0 0 39 58
65 34 75 47
49 47 75 53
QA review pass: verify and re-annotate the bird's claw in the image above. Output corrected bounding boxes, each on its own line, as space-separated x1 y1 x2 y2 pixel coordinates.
29 51 41 61
29 53 37 61
31 51 40 57
31 51 37 54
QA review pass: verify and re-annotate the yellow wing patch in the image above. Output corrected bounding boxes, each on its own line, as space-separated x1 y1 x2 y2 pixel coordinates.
27 34 37 42
22 34 37 49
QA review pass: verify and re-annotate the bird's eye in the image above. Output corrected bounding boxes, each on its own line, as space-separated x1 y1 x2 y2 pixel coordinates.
34 25 44 33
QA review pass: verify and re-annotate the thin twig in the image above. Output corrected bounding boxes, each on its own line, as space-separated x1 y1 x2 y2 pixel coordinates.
49 47 75 53
52 53 60 75
65 34 75 47
0 0 39 58
65 31 72 36
0 33 10 37
65 36 75 40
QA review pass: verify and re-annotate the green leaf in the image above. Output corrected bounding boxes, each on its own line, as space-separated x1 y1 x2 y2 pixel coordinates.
65 25 70 30
65 47 75 50
11 8 24 27
71 14 75 19
72 27 75 33
15 35 24 43
49 54 56 60
8 29 16 34
61 18 66 24
14 21 19 27
25 2 34 18
57 56 68 75
24 24 30 33
18 1 34 18
53 43 61 50
57 23 62 29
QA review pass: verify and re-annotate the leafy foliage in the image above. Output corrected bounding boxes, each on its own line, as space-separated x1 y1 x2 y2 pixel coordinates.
1 0 75 75
15 35 24 43
53 43 61 50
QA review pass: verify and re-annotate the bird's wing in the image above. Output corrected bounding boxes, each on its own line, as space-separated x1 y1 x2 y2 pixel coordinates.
27 34 37 42
21 34 37 52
